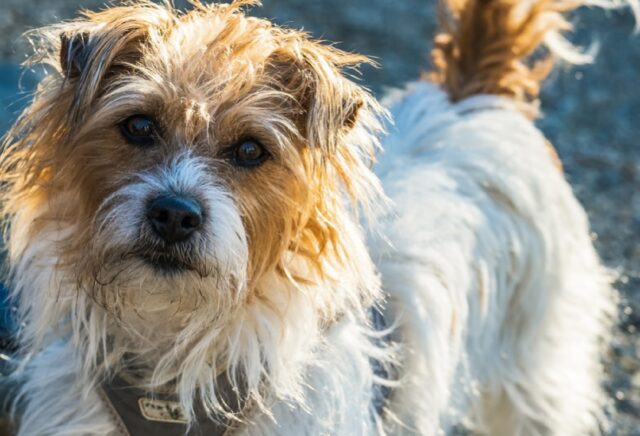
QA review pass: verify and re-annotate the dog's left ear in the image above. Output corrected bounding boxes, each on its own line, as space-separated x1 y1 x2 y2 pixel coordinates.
267 41 379 154
266 39 386 223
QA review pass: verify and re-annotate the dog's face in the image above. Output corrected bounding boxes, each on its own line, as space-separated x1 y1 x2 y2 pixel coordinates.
3 1 383 327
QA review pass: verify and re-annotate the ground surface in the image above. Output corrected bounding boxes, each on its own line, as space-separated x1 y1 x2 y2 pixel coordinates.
0 0 638 434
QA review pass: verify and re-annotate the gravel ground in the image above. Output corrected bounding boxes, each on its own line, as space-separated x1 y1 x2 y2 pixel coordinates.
0 0 638 433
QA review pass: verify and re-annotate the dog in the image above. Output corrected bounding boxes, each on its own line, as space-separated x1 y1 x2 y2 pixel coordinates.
0 0 636 435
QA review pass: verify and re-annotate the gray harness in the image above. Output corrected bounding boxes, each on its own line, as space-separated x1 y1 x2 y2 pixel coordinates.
100 373 244 436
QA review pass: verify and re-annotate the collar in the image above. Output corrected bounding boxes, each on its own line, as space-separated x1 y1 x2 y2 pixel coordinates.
100 372 245 436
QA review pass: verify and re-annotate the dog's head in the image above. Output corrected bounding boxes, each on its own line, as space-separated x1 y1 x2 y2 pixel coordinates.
2 0 384 411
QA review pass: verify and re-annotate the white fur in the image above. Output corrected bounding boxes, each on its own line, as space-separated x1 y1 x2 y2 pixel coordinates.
372 82 614 435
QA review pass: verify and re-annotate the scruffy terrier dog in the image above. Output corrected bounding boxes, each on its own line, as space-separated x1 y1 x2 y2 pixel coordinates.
1 0 637 435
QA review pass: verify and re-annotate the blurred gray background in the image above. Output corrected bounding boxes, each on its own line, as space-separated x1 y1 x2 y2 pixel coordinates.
0 0 638 434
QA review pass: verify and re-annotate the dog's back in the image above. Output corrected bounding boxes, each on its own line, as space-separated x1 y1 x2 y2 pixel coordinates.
372 0 637 434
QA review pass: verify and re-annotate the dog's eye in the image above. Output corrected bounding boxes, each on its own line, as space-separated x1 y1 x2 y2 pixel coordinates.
119 115 156 146
233 139 269 168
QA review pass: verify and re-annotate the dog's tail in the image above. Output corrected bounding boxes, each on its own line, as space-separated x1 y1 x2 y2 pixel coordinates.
428 0 638 113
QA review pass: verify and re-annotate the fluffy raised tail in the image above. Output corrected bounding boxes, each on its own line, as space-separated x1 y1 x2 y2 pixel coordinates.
428 0 638 113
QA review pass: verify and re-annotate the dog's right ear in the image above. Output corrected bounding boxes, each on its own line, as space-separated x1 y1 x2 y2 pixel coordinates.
57 24 148 118
60 31 89 79
54 5 172 120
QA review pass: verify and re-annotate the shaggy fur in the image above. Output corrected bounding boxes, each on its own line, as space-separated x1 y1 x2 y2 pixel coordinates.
3 1 386 434
373 0 638 434
1 0 636 435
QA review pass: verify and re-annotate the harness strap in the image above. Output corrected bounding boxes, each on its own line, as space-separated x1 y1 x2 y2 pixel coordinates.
101 373 244 436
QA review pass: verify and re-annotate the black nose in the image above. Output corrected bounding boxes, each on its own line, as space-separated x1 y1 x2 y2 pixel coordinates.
147 195 203 243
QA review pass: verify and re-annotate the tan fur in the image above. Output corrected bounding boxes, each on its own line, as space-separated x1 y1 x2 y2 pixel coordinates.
0 1 386 422
1 0 383 304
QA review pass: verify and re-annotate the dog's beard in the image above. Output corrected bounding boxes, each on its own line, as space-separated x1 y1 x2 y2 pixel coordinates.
76 152 249 325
